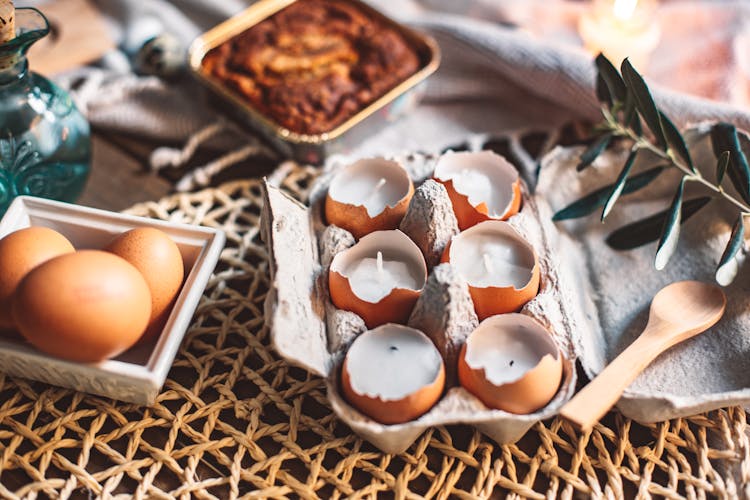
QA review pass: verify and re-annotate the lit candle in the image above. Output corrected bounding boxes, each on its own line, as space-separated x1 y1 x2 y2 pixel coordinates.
578 0 661 70
442 220 539 320
433 151 521 230
329 229 427 328
325 158 414 239
341 324 445 424
458 314 563 414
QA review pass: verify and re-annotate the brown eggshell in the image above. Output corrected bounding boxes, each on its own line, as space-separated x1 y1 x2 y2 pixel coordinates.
328 230 427 328
440 178 522 231
329 272 420 328
12 250 152 363
434 150 522 230
341 325 445 424
325 158 414 239
441 221 540 320
0 227 75 330
105 227 184 341
458 314 563 414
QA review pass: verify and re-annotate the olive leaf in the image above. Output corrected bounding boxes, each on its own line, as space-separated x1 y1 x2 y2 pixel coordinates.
628 106 643 136
710 123 750 205
620 58 667 148
577 133 612 171
715 214 745 286
553 166 665 221
716 151 730 186
595 53 627 103
654 179 685 270
596 73 612 107
605 196 711 250
601 148 639 220
660 111 694 172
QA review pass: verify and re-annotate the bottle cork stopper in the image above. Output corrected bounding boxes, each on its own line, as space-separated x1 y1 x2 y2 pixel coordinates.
0 1 14 43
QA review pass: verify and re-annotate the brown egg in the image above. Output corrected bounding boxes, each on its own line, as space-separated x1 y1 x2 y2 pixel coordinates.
328 230 427 328
0 227 75 330
325 158 414 239
12 250 152 362
441 221 539 320
458 314 562 414
433 151 522 230
341 324 445 424
105 227 184 341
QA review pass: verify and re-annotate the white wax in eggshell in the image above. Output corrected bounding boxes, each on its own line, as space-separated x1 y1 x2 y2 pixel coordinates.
328 158 411 217
346 251 422 303
465 315 559 386
450 225 534 289
434 151 518 217
346 325 442 401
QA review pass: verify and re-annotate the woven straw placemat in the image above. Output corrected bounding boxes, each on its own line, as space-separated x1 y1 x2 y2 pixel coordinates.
0 162 749 499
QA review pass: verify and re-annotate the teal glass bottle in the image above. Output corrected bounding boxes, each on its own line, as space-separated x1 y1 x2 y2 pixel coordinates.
0 7 90 215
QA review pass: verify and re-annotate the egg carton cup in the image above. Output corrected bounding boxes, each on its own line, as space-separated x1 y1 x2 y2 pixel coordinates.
0 196 225 405
262 153 590 454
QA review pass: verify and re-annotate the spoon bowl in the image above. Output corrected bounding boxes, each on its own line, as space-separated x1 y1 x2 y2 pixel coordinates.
645 280 726 341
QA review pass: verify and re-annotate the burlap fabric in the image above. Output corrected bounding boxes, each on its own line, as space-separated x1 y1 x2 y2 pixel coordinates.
0 163 749 499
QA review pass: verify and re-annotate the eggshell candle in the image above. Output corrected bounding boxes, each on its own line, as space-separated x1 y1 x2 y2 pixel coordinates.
442 220 539 320
341 324 445 424
325 158 414 239
458 314 563 414
433 150 521 230
329 230 427 328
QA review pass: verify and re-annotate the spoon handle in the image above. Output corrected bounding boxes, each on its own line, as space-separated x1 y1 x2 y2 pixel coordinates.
559 334 661 431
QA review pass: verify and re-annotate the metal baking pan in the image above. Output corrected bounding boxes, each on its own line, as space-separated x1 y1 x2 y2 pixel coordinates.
188 0 440 165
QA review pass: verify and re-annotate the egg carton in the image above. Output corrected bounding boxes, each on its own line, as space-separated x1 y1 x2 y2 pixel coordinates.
261 153 588 454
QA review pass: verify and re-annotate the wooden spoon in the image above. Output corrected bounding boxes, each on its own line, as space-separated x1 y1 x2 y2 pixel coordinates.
560 280 726 431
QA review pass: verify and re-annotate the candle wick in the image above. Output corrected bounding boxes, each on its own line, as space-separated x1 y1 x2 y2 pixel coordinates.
482 253 494 274
365 178 387 204
373 177 386 192
376 251 384 281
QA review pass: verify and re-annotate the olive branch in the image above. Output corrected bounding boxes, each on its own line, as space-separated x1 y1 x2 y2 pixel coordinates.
553 53 749 286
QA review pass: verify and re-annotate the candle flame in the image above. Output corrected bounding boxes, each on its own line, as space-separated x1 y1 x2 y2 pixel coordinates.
613 0 638 21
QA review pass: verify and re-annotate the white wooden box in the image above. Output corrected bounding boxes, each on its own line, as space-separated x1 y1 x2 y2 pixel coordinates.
0 196 225 405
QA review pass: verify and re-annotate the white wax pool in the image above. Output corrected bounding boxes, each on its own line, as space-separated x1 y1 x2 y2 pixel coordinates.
449 221 535 289
434 151 518 217
346 325 443 400
328 158 411 217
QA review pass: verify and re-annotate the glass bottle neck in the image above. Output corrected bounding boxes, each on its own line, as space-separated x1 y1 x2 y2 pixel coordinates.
0 55 28 86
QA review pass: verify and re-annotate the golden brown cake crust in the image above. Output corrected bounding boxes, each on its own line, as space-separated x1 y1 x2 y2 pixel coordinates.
202 0 421 135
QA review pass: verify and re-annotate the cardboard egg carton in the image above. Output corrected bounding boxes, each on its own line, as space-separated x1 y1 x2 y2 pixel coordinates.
261 153 585 454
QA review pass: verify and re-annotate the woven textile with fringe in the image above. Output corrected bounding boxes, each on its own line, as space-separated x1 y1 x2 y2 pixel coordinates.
0 160 749 499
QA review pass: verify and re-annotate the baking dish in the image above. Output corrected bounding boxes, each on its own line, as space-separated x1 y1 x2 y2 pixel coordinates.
188 0 440 165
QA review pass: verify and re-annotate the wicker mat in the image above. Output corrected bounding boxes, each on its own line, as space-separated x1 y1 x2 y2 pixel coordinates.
0 162 749 499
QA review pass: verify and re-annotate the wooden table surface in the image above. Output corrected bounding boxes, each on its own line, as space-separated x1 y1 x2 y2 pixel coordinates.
78 134 172 212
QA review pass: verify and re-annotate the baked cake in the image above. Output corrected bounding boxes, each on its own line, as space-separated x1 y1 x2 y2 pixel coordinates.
201 0 421 135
